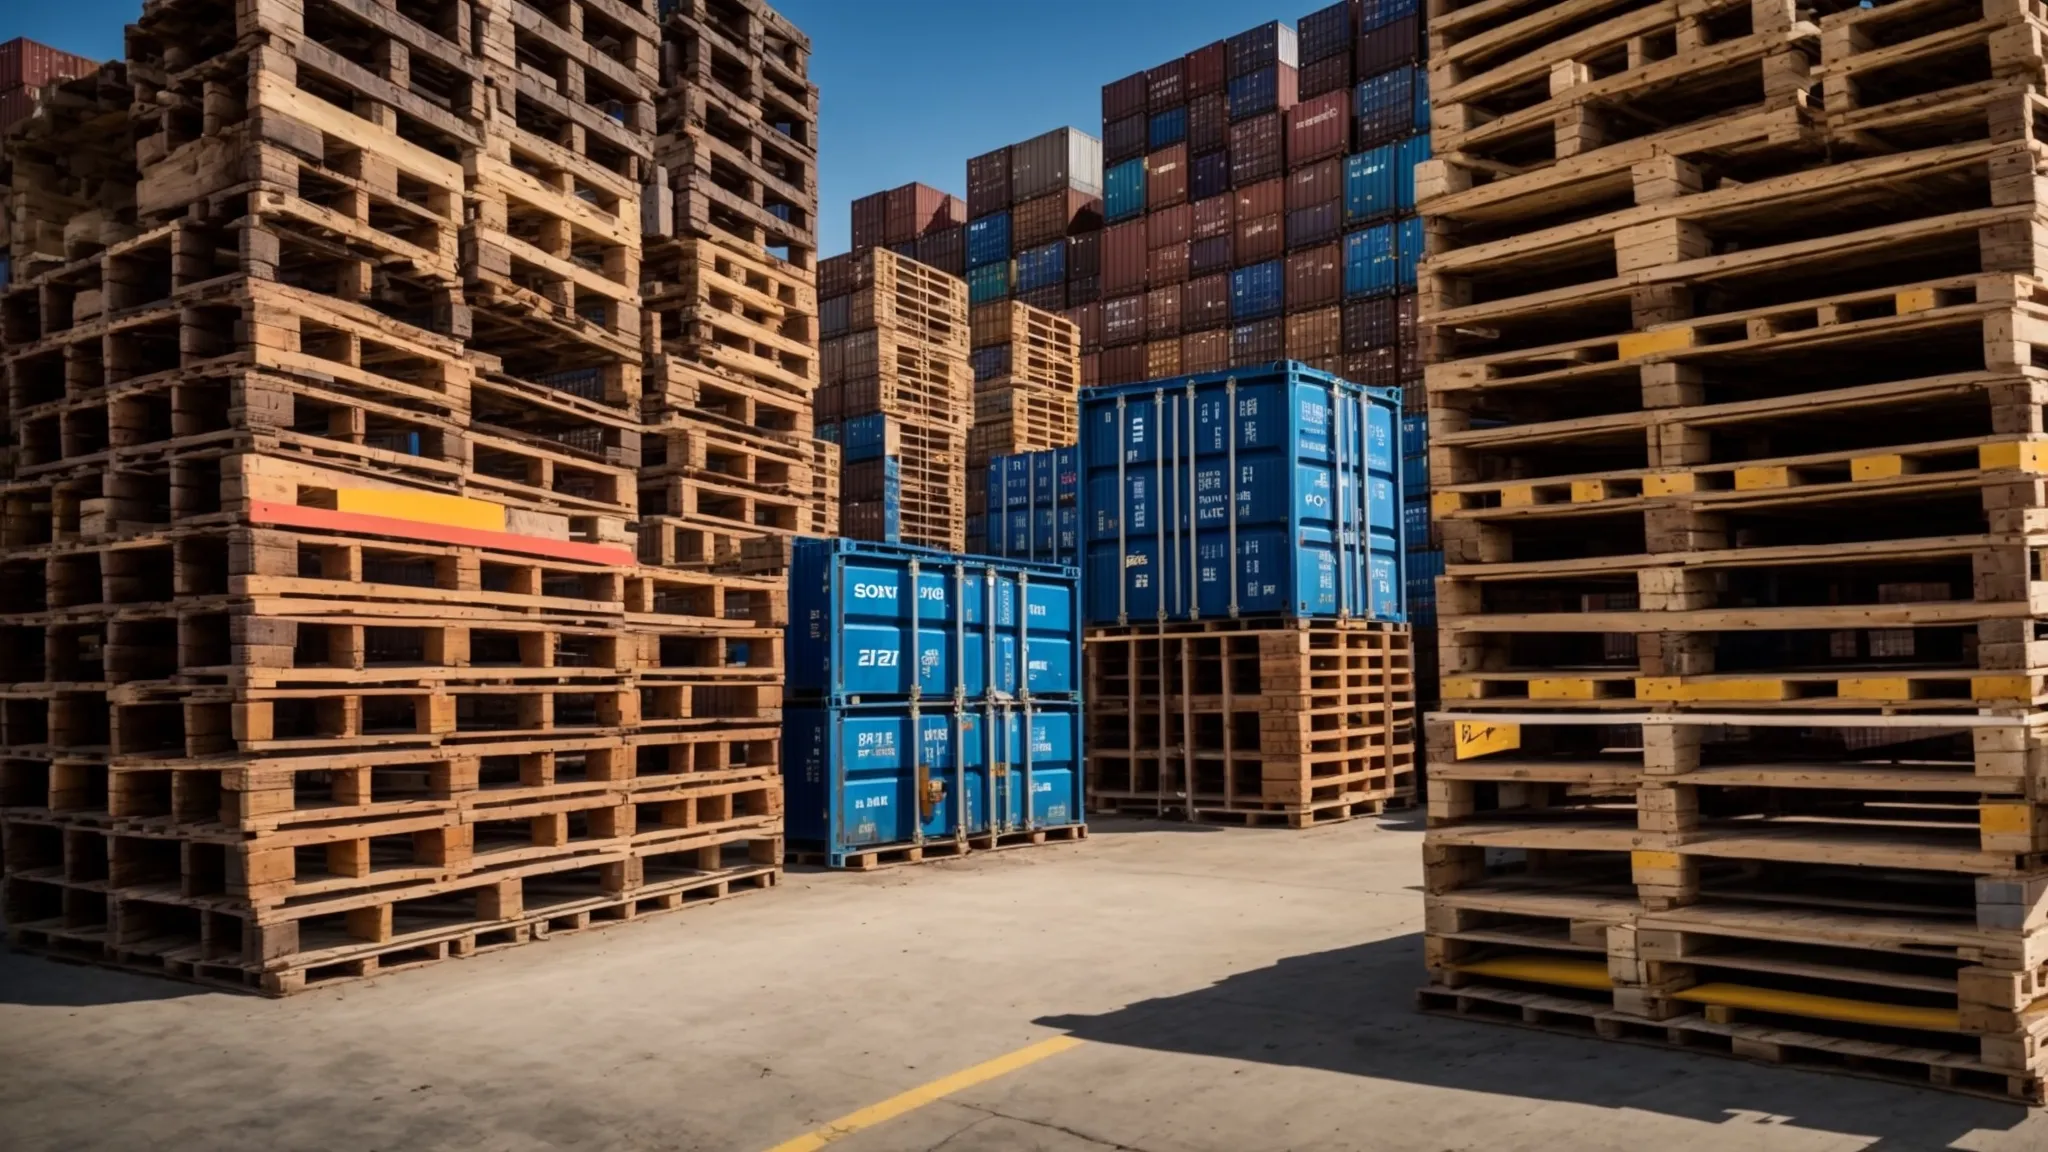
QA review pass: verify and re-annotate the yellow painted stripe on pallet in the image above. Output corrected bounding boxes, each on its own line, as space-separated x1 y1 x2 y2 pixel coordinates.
1635 678 1789 702
1733 465 1790 491
1979 441 2048 473
334 488 506 532
1981 803 2036 837
1440 677 1483 701
761 1036 1083 1152
1529 677 1600 701
1839 677 1914 701
1454 720 1520 759
1972 675 2033 702
1850 454 1905 481
1895 288 1940 315
1632 850 1685 873
1641 472 1697 497
1500 484 1537 508
1617 327 1696 359
1671 983 1960 1032
1570 480 1611 503
1431 491 1466 517
1458 955 1614 991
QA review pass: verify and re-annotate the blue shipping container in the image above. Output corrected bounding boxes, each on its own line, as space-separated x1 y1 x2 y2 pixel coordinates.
972 346 1011 383
969 261 1013 305
787 537 1081 702
1191 148 1232 202
1356 66 1424 148
1231 260 1285 321
1402 453 1428 491
1228 66 1287 120
1105 157 1147 222
1401 499 1431 551
996 448 1079 510
1400 414 1427 457
783 703 1083 865
1397 216 1424 290
1360 0 1419 30
1405 547 1443 626
1016 240 1067 292
1149 106 1188 150
1345 144 1414 224
842 413 893 462
1344 224 1399 298
967 213 1011 269
1080 363 1404 625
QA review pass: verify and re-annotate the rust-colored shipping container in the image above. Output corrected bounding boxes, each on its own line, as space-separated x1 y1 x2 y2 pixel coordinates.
818 253 856 300
1101 344 1148 386
1286 306 1343 362
1228 113 1283 186
1102 219 1148 294
1286 244 1342 310
1231 317 1284 366
1146 284 1184 340
1013 189 1103 249
915 225 966 277
1103 71 1148 122
1190 234 1233 276
1183 273 1232 331
1104 112 1147 163
1287 157 1342 212
1182 327 1231 374
1299 53 1351 101
1287 91 1351 169
850 191 889 253
972 301 1017 349
885 183 962 246
1343 293 1421 379
1068 230 1102 279
1236 176 1283 222
1147 59 1186 110
1238 215 1284 266
1103 292 1146 348
1147 241 1189 287
1146 202 1192 249
0 86 40 131
1185 40 1228 97
1192 194 1234 239
0 38 97 91
1146 338 1183 380
968 146 1013 218
1146 144 1189 211
1068 300 1104 351
1342 347 1398 390
1187 92 1229 153
1082 351 1102 388
1357 15 1423 77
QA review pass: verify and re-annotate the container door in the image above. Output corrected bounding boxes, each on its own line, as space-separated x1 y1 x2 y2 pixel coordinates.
834 711 918 847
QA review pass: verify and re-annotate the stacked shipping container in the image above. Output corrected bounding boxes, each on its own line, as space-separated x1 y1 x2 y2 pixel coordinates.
964 127 1105 317
963 300 1082 554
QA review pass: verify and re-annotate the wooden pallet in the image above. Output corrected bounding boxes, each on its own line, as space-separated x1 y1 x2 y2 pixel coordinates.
823 248 971 355
642 236 818 399
785 822 1086 870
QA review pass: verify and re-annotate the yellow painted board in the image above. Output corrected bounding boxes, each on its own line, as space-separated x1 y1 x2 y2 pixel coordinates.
1454 720 1520 760
1981 803 2036 836
1894 288 1939 315
1632 850 1685 874
1972 675 2033 702
1635 678 1684 701
335 488 507 532
1642 472 1697 497
1431 491 1466 517
1733 465 1791 491
1671 982 1960 1032
1457 955 1614 991
1850 454 1904 482
1839 677 1914 701
1570 480 1610 503
1529 677 1599 701
1617 327 1697 359
1500 484 1537 508
1639 678 1789 702
1440 677 1482 701
1979 441 2048 473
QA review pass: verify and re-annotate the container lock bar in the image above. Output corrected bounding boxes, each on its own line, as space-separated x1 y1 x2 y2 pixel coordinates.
1333 383 1350 621
1116 395 1129 627
1184 381 1199 622
1226 376 1240 618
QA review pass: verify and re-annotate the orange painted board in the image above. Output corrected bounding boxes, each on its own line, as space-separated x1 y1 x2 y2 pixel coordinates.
250 500 635 567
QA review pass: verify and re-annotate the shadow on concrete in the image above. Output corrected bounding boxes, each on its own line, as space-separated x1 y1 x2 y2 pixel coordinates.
1079 815 1225 835
0 948 210 1007
1037 932 2030 1151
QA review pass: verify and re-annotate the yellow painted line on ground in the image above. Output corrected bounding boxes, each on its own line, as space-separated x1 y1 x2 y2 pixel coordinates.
763 1035 1084 1152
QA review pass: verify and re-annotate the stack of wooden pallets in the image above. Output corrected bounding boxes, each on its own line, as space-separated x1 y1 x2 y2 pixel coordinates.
965 299 1081 521
0 0 795 996
1416 0 2048 1102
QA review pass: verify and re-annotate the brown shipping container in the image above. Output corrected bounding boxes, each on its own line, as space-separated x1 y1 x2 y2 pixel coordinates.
1286 244 1342 310
1286 306 1343 362
1146 59 1185 110
1343 293 1421 377
1238 214 1284 266
915 225 966 277
1148 242 1189 286
968 147 1013 218
1146 145 1189 211
1103 71 1148 122
1082 351 1102 388
1103 293 1146 348
885 184 958 246
1184 40 1228 97
1012 127 1104 201
1102 219 1148 294
1286 91 1350 169
1182 328 1231 374
1183 273 1232 331
1101 344 1148 386
1343 347 1398 390
0 87 40 131
1068 301 1104 351
850 191 889 253
1231 317 1284 366
1146 284 1184 339
972 301 1019 349
1013 189 1103 249
1192 194 1234 239
0 39 97 91
1229 113 1283 186
1190 235 1233 275
1146 338 1183 380
1187 92 1229 153
1286 158 1342 212
1147 203 1192 250
1068 230 1102 279
1104 113 1147 163
1299 54 1351 101
1357 15 1423 77
818 253 857 300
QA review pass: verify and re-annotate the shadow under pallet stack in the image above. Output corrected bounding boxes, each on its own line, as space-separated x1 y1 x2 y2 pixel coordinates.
1417 0 2048 1102
1081 363 1416 826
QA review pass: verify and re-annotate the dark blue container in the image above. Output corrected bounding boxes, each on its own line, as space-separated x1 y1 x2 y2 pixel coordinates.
1406 547 1442 626
787 537 1082 703
996 447 1080 510
969 261 1013 305
1400 413 1427 457
1149 106 1188 150
1356 66 1424 149
1397 216 1424 290
1228 65 1288 120
1345 143 1413 224
1016 240 1067 292
842 413 894 462
1402 452 1428 491
1191 149 1232 202
1231 260 1285 320
1401 498 1431 551
1287 202 1342 250
982 449 1081 566
1361 0 1420 31
1105 157 1147 222
1344 223 1399 298
967 212 1011 269
783 702 1083 866
1079 363 1404 625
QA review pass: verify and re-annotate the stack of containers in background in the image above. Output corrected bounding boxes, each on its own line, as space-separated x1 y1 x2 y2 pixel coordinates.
964 127 1105 312
781 538 1086 868
848 181 969 277
963 301 1082 553
1080 363 1416 826
973 447 1080 568
0 38 98 138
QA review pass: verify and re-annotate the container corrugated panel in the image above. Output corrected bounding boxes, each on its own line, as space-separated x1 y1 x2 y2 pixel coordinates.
1288 157 1343 211
1396 134 1432 208
1013 189 1102 249
1066 301 1104 350
1232 260 1285 321
968 146 1013 218
1103 293 1146 348
843 497 904 544
1286 90 1350 167
1102 219 1148 293
1193 194 1234 239
819 254 857 298
1186 40 1229 96
1231 317 1285 367
1016 240 1067 292
783 703 1084 863
1105 157 1147 222
1068 230 1102 279
1068 275 1102 306
1228 21 1300 79
1356 66 1422 149
851 191 889 253
889 241 921 261
1182 328 1232 373
1344 144 1402 223
997 447 1079 509
1147 338 1184 380
1344 223 1397 298
1103 71 1148 122
1189 234 1233 276
916 225 967 277
1228 114 1284 185
1147 202 1192 249
886 183 959 246
1298 1 1356 64
1397 217 1424 290
1079 363 1403 624
1299 53 1352 101
1148 106 1188 151
1146 145 1189 210
1184 273 1233 330
1401 498 1431 551
0 39 99 91
1342 346 1397 390
1105 112 1148 163
1147 58 1187 110
1147 242 1190 287
1406 547 1442 626
1238 212 1285 266
1018 284 1069 312
1101 344 1148 386
1188 92 1229 153
1146 284 1184 340
1356 14 1422 76
973 346 1012 383
820 294 851 337
1360 0 1419 30
970 261 1014 305
1286 243 1341 310
1401 452 1428 493
1287 201 1343 251
1013 127 1106 201
967 212 1011 269
1228 65 1298 122
840 412 898 463
1287 306 1343 362
1191 149 1231 202
1343 294 1411 354
845 457 901 503
1083 351 1102 387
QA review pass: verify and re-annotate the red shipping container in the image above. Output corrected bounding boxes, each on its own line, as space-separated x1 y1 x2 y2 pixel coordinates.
1192 194 1234 239
1102 220 1148 294
1286 91 1350 169
1286 157 1342 212
1146 284 1184 340
1104 112 1148 163
1299 54 1352 101
1103 71 1148 122
885 183 959 246
1103 293 1146 348
1147 59 1186 110
968 147 1013 218
1147 202 1192 249
1102 344 1148 386
1068 230 1102 279
1286 244 1342 310
850 191 889 253
1068 301 1104 351
1229 113 1284 185
1187 92 1229 153
1148 242 1190 286
0 86 40 131
1185 41 1229 97
1183 273 1232 331
1236 179 1283 230
1357 15 1424 77
1238 214 1284 265
1190 234 1233 275
1343 293 1420 374
1182 328 1232 374
1231 317 1285 366
1287 307 1343 363
915 225 966 277
1147 338 1183 380
1013 189 1104 249
1146 144 1189 211
1343 347 1399 389
1082 351 1102 388
0 39 97 91
818 253 856 299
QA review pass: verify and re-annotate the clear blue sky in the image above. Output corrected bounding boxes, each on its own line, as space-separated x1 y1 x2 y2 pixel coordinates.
10 1 1298 255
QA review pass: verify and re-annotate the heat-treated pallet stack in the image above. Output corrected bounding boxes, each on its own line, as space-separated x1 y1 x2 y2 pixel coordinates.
639 0 835 577
1417 0 2048 1102
963 299 1081 547
0 0 791 996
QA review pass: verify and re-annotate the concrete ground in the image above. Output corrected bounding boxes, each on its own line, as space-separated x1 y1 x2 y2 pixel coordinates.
1 817 2043 1152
